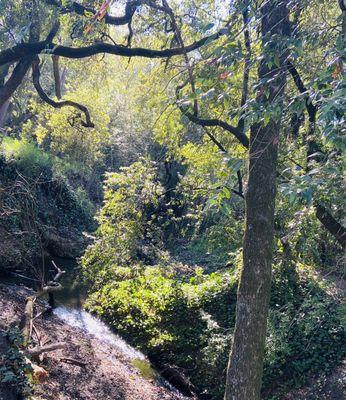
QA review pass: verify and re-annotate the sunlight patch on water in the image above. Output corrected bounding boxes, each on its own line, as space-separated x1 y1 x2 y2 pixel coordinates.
53 306 145 361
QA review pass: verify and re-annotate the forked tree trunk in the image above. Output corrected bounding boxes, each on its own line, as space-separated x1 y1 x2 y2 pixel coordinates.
224 1 290 399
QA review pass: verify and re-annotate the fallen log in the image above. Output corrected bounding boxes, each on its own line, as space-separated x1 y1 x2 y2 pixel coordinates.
15 260 67 391
27 342 65 357
20 260 66 342
148 355 197 398
19 296 34 346
60 357 87 367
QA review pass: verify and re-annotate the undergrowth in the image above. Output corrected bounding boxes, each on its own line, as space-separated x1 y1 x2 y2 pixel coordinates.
82 160 345 399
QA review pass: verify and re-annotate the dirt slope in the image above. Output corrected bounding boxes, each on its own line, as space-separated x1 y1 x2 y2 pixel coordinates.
0 284 187 400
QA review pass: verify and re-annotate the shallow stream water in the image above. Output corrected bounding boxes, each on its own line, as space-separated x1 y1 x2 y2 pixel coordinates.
2 256 160 382
48 256 160 380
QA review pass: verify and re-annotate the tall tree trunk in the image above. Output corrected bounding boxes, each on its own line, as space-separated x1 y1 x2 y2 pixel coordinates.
224 1 290 399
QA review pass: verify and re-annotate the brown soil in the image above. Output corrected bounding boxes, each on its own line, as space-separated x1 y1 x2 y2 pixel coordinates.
0 284 188 400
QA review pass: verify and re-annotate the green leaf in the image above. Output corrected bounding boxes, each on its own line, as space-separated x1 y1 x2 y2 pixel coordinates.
264 113 271 126
221 187 231 199
203 22 214 32
227 158 242 172
274 55 280 67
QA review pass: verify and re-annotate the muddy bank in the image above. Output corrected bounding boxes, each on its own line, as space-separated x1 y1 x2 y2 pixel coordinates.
0 284 187 400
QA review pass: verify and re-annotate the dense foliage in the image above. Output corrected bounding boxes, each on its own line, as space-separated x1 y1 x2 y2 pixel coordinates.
0 137 94 272
82 161 345 398
0 0 344 399
0 326 33 397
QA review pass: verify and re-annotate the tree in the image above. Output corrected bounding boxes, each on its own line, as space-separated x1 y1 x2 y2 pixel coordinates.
224 1 290 398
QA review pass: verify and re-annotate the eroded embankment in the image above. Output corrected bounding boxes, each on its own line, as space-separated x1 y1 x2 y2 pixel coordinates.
0 284 187 400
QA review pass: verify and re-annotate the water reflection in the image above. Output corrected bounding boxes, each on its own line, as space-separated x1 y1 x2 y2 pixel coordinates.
53 306 146 361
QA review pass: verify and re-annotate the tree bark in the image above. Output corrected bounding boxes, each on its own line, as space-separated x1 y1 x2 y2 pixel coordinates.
0 57 33 108
0 99 10 127
315 204 346 248
52 55 62 99
0 63 10 127
0 26 228 67
224 1 290 399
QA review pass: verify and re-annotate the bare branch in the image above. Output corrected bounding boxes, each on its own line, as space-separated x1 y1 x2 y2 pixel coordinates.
204 128 227 153
0 27 228 67
315 204 346 247
176 82 249 148
182 110 249 148
45 0 141 26
51 260 66 282
0 57 32 107
60 357 87 367
27 342 65 357
286 60 317 122
32 57 94 128
52 55 62 99
201 128 244 198
161 0 199 115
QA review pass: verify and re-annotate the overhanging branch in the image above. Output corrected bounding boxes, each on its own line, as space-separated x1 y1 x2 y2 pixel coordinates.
183 111 249 148
176 82 249 148
286 60 317 122
287 60 345 247
0 57 33 107
0 28 227 67
45 0 140 26
315 203 346 247
32 57 94 128
204 128 244 198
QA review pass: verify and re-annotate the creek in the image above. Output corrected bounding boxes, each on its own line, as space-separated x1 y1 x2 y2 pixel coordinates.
46 256 164 382
1 256 183 392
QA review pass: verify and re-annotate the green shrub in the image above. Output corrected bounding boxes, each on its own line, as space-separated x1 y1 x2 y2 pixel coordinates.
85 264 238 398
84 254 345 399
264 264 345 395
81 159 345 399
81 159 165 287
0 137 51 177
0 326 33 397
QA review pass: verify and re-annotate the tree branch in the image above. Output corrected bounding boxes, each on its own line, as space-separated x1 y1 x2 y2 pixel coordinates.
183 110 249 148
45 0 141 26
315 204 346 247
52 55 62 99
202 128 244 198
172 7 250 150
161 0 199 115
176 81 249 148
27 343 65 357
0 7 49 107
204 128 227 153
287 60 345 247
286 60 317 122
0 57 33 107
0 28 228 67
32 57 94 128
